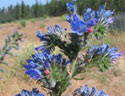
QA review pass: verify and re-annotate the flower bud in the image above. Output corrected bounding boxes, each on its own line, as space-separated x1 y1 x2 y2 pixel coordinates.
44 69 50 75
87 27 93 33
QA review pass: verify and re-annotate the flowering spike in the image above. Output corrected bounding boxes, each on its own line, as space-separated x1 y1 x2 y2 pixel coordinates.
16 88 45 96
73 85 109 96
66 1 77 14
43 61 51 69
25 69 42 80
90 87 96 96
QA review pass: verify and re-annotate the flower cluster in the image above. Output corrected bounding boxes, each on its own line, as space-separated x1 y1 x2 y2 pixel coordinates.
88 43 122 61
73 85 109 96
86 43 122 71
16 88 45 96
24 49 71 95
37 24 67 45
36 24 70 56
24 51 70 80
66 1 114 36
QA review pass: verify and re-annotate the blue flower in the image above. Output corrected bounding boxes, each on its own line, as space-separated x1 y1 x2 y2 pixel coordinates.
51 53 70 68
90 87 96 96
82 85 90 96
66 14 73 23
25 69 42 80
66 1 77 14
85 18 98 27
47 24 67 35
66 2 114 36
70 14 87 35
35 45 46 51
24 59 42 80
96 43 110 55
103 10 114 18
48 26 53 34
84 8 96 22
43 61 50 69
16 88 45 96
24 60 40 69
87 43 122 61
37 31 48 42
110 52 122 60
105 17 114 24
54 24 61 32
96 90 109 96
83 5 114 27
74 85 109 96
87 45 98 55
24 52 70 80
108 46 118 54
96 5 114 18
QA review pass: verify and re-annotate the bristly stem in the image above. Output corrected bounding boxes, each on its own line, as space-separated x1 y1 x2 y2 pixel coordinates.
70 58 78 78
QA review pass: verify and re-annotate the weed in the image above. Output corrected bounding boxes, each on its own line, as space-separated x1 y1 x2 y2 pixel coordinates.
3 66 16 81
20 20 26 27
2 43 37 81
13 43 36 68
30 18 36 23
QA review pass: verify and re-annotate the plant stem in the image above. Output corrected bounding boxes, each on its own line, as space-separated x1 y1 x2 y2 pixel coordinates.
70 58 77 78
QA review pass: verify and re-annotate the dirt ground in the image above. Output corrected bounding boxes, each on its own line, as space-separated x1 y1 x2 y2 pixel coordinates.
0 17 125 96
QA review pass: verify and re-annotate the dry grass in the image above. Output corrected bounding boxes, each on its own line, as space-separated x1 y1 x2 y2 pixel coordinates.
0 17 125 96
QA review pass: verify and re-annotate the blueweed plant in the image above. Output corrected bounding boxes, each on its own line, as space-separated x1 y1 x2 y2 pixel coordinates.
0 31 23 64
16 88 45 96
23 0 122 96
73 85 109 96
0 31 23 79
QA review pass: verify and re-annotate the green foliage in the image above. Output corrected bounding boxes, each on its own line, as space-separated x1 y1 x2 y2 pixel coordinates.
0 31 23 65
89 55 112 72
94 19 108 39
20 20 26 27
30 18 36 23
41 65 70 96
